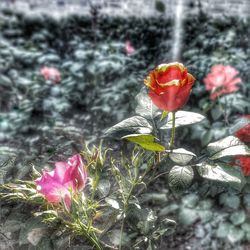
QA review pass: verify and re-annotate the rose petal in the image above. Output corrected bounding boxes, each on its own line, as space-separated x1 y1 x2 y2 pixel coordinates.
35 154 87 209
204 65 241 100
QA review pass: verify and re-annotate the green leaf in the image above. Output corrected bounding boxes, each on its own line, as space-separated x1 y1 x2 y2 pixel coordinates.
105 197 120 209
108 229 130 247
230 210 246 226
211 105 223 120
4 219 22 232
197 162 246 190
28 236 52 249
201 130 213 146
0 74 12 86
219 193 240 209
168 165 194 192
241 223 250 233
97 179 111 197
160 111 205 129
136 209 157 235
207 136 250 160
141 193 167 203
104 116 153 138
216 223 232 238
227 226 245 243
37 54 60 64
122 134 165 152
135 89 160 119
159 204 179 216
220 93 249 113
230 116 250 134
152 218 176 240
168 148 196 165
178 207 198 226
181 194 199 208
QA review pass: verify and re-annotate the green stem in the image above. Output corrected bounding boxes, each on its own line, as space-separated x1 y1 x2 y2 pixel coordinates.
67 220 103 250
89 232 103 250
118 152 158 250
91 174 100 201
119 172 140 250
169 112 176 149
82 229 102 250
119 215 125 250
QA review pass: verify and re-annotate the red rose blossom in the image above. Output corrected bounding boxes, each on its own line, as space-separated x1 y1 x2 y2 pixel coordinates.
234 156 250 176
203 65 241 100
235 124 250 144
144 62 196 112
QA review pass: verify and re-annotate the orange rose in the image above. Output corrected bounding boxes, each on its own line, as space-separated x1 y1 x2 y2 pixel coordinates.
144 62 195 112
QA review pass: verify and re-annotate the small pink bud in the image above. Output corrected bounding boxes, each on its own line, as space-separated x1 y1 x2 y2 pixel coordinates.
40 66 61 83
125 40 135 55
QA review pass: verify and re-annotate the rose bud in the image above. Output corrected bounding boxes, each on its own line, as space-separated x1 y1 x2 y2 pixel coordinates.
40 66 61 83
144 62 195 112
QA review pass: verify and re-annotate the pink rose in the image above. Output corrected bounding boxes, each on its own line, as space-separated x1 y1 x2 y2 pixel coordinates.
125 40 135 55
40 66 61 83
35 154 87 210
203 65 242 100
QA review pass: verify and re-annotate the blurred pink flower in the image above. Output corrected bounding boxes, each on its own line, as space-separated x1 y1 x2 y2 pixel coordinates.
35 154 87 210
125 40 135 55
203 65 242 100
40 66 61 83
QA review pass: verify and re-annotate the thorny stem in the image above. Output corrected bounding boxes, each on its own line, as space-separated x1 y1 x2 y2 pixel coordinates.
135 153 161 197
218 95 230 129
169 112 176 149
119 173 139 250
119 152 160 250
66 218 103 250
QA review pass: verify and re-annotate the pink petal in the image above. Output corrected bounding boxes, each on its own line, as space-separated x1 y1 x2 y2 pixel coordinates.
67 154 87 190
35 171 73 204
224 66 239 80
225 77 242 87
63 193 72 211
205 65 241 100
210 65 225 73
54 162 70 183
206 73 226 88
40 66 61 83
125 41 135 55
